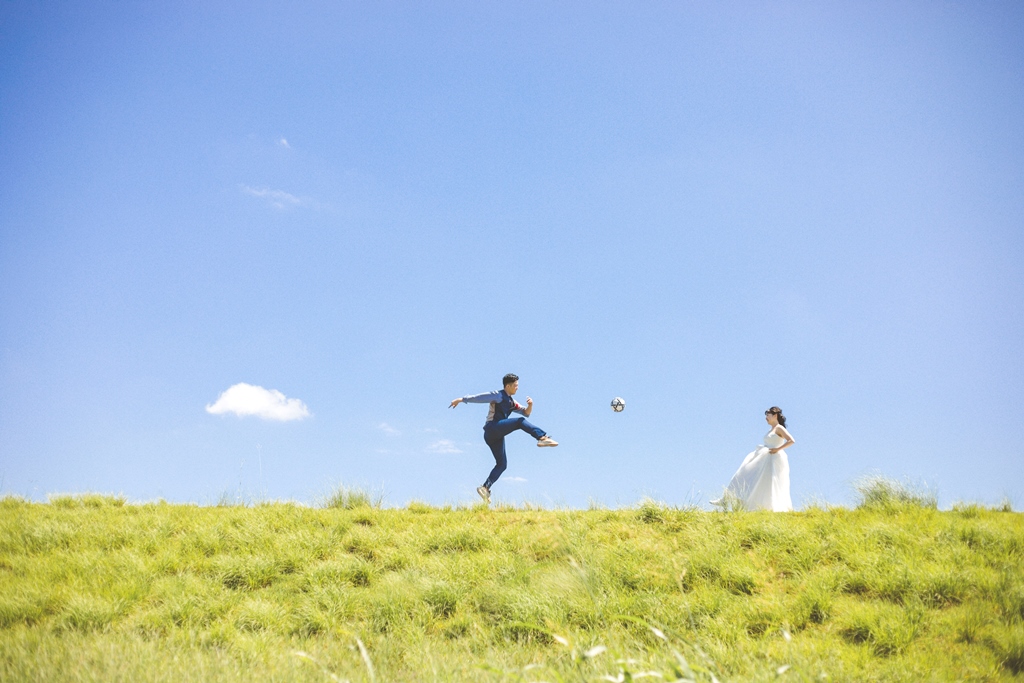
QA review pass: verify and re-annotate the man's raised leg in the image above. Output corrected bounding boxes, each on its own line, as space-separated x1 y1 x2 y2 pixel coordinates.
488 416 547 441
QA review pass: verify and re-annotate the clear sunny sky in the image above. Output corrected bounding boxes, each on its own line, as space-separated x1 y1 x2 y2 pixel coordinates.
2 1 1022 509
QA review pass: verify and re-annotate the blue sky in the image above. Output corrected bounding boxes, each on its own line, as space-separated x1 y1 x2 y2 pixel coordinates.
1 1 1022 508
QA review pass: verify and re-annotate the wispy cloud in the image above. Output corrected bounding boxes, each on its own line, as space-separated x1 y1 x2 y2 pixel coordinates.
240 184 307 210
278 138 291 149
377 422 400 436
427 439 462 454
206 383 310 422
506 476 528 483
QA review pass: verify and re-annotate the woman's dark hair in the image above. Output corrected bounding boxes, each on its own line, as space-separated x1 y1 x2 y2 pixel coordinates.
765 406 787 428
502 373 519 387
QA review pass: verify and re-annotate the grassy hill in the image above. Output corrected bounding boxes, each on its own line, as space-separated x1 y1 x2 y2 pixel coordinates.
1 485 1022 682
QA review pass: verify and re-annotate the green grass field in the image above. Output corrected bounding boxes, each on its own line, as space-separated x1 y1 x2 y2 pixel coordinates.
1 483 1022 682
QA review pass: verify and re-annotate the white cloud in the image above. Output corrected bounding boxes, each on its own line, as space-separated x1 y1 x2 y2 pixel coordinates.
377 422 400 436
427 439 462 454
506 476 528 483
206 383 310 422
278 138 291 148
240 184 306 210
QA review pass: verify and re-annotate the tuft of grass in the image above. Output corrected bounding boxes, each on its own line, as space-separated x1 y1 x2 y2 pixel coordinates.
57 595 132 632
422 527 489 553
234 597 290 633
0 591 52 628
720 564 759 595
214 556 296 591
955 604 989 644
742 600 785 637
794 576 837 627
423 583 460 619
0 495 29 508
635 498 667 524
995 626 1024 674
319 483 383 509
839 600 924 656
995 573 1024 624
952 501 983 518
215 491 245 507
854 475 937 511
48 493 127 508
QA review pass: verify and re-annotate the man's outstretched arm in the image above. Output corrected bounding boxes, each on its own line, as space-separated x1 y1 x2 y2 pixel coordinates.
450 391 502 409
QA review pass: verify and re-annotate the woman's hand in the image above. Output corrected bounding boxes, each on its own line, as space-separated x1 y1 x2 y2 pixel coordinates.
449 398 462 409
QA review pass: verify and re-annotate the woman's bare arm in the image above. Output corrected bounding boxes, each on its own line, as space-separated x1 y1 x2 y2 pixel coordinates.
769 425 795 454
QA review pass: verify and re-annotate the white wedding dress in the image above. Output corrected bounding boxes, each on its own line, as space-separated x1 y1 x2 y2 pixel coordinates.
712 427 793 512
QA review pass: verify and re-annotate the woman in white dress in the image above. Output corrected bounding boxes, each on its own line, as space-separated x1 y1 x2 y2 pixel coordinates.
711 407 795 511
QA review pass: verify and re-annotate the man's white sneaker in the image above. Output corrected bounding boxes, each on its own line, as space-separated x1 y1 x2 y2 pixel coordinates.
537 436 558 447
476 486 491 503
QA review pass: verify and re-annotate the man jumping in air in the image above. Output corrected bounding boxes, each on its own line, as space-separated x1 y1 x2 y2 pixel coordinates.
449 373 558 503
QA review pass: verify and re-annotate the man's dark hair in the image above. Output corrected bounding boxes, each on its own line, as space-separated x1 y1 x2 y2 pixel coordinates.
502 373 519 387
